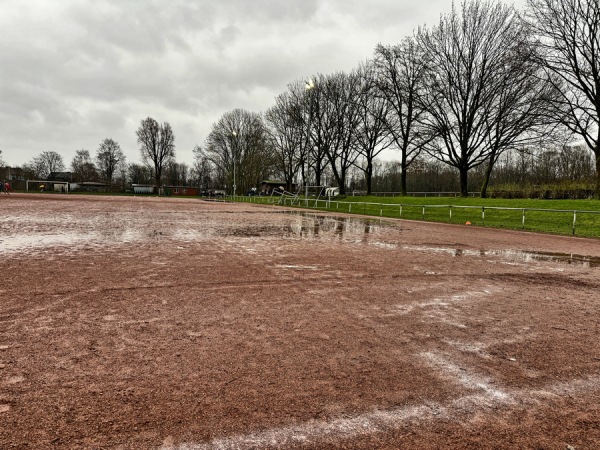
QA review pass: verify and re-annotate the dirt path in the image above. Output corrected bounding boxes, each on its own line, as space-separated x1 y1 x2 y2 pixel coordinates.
1 194 599 449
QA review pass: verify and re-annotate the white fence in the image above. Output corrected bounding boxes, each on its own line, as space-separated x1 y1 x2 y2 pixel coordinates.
227 195 600 236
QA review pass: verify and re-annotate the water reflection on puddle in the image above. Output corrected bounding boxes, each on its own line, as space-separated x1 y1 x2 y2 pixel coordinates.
0 213 393 254
4 209 597 269
219 214 392 243
0 233 98 253
0 229 141 254
408 245 600 268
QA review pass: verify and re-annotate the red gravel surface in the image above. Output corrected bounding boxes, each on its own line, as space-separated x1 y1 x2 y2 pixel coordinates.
1 193 599 449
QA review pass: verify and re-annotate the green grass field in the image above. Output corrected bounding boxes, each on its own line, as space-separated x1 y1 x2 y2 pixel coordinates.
242 195 600 238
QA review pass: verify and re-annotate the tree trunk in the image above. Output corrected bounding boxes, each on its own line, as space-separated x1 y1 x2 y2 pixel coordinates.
155 166 161 196
339 165 347 196
480 160 494 199
366 160 373 195
286 176 293 192
331 165 344 196
314 163 322 187
595 150 600 199
400 150 409 196
400 169 407 196
459 166 469 197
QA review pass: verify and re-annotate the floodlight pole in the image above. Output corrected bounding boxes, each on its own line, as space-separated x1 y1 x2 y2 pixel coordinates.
305 80 314 197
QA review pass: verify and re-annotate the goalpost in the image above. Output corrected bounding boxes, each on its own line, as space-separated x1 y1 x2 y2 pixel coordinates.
300 185 327 208
26 180 69 193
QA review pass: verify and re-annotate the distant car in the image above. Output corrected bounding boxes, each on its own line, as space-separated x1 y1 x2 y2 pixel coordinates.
246 188 257 196
201 189 226 198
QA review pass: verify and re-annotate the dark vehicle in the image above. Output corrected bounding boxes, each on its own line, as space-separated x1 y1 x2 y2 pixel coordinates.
201 189 226 198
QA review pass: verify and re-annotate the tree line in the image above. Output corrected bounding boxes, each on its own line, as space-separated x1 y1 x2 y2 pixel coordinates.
3 0 599 198
4 117 183 190
200 0 600 197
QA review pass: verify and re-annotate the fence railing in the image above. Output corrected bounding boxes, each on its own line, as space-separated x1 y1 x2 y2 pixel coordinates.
227 195 600 237
368 191 481 198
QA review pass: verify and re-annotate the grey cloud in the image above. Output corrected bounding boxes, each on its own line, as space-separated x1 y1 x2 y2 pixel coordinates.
0 0 528 168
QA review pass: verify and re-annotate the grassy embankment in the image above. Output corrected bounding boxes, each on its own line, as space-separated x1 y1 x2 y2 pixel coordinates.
246 195 600 238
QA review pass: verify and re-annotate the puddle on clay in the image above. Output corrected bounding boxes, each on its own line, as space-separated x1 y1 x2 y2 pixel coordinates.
493 249 600 268
0 212 397 254
0 233 97 253
217 214 395 244
0 229 142 254
408 245 600 268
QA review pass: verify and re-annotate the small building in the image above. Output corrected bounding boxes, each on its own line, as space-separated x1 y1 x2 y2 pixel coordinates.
48 172 73 182
132 184 156 195
70 182 108 192
164 186 199 196
52 183 69 193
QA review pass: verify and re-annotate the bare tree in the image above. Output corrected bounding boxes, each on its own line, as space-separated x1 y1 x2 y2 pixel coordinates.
71 149 99 181
557 145 595 182
320 71 363 195
477 42 558 197
191 145 214 189
31 151 65 179
418 0 553 196
265 87 306 191
297 71 365 194
114 161 129 192
0 149 4 167
353 61 395 195
285 80 314 187
304 74 332 187
136 117 175 190
164 161 190 186
375 38 431 195
127 163 153 185
203 109 274 194
526 0 600 196
96 139 125 188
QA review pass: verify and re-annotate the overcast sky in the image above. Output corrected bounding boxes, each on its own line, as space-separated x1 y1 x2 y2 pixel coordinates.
1 0 526 169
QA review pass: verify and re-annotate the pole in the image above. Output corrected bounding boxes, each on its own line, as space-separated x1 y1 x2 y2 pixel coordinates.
232 131 238 197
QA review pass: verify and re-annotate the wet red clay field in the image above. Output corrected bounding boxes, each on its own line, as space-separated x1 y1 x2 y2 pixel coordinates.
1 193 600 449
